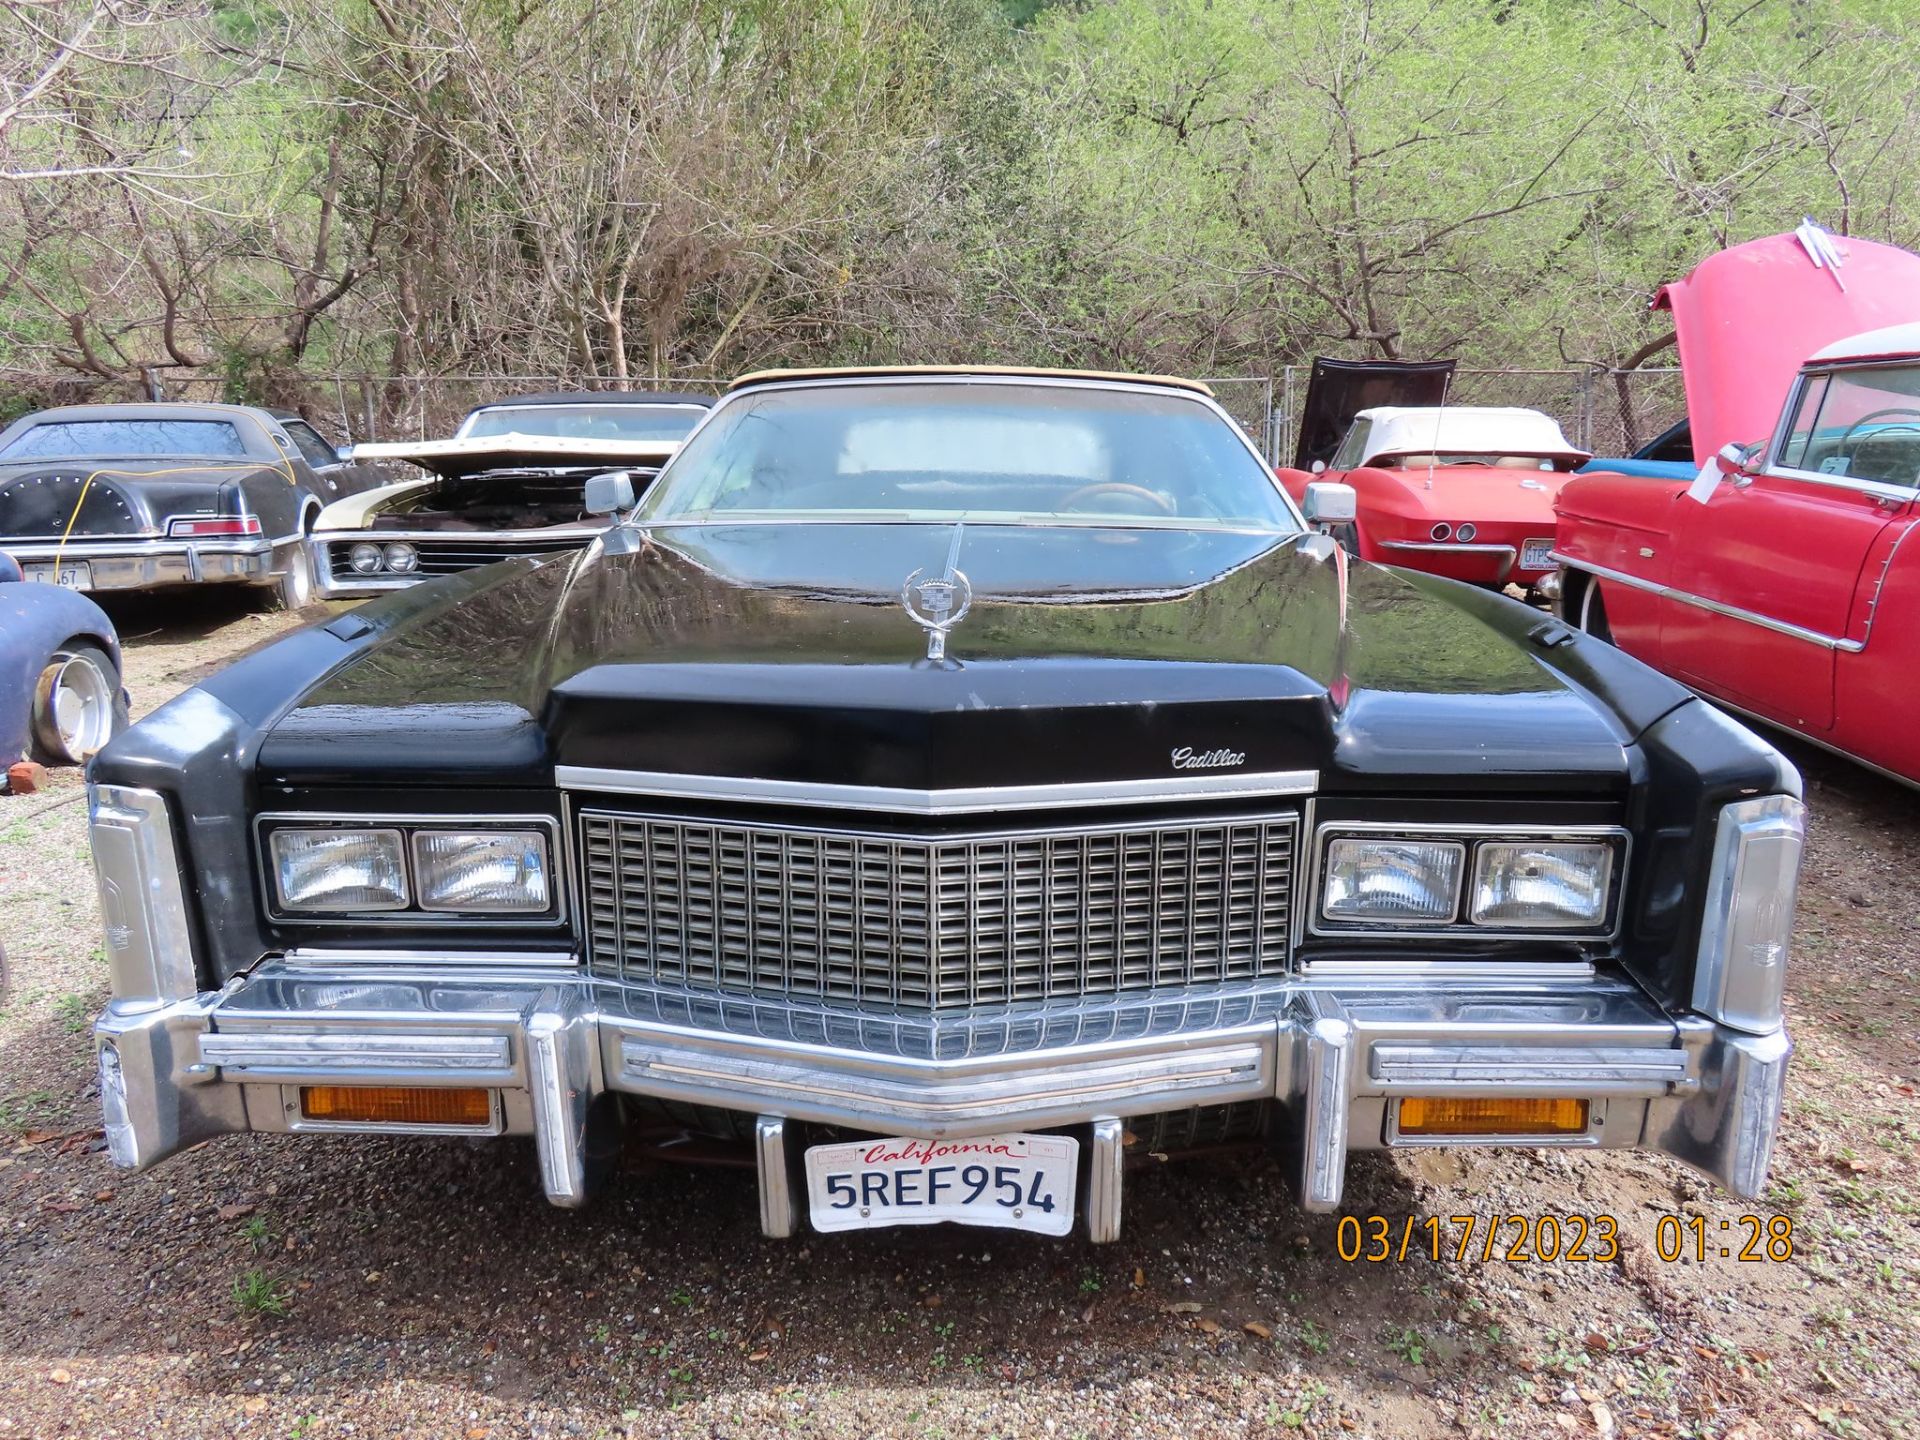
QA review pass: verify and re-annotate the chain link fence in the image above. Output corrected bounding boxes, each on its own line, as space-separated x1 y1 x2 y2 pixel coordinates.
1 366 1687 462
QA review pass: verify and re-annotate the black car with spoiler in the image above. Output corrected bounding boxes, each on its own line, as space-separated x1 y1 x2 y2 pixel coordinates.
0 402 385 605
87 366 1802 1242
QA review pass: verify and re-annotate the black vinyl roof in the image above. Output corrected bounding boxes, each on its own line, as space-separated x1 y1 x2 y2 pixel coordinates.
465 390 714 414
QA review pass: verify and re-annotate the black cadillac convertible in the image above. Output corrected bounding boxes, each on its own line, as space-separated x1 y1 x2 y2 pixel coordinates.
88 367 1802 1240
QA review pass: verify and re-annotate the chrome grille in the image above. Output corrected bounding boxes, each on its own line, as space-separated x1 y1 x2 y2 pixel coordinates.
578 811 1296 1009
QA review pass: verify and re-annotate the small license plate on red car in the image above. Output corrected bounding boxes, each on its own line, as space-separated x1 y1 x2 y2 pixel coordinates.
1520 538 1555 571
25 562 90 590
804 1133 1078 1236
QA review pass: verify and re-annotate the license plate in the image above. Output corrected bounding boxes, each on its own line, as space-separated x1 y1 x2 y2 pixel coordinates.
1520 538 1555 571
25 562 91 590
804 1133 1078 1236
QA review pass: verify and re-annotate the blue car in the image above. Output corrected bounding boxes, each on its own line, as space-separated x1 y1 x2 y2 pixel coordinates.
1 551 128 769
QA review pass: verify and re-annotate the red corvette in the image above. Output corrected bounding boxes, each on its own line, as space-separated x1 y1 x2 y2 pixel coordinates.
1275 359 1588 596
1554 228 1920 784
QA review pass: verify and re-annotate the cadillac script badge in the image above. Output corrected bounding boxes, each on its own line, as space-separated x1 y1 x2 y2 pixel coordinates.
901 567 973 662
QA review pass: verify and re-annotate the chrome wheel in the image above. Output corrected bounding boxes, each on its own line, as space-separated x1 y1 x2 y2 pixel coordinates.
32 648 118 764
276 539 316 610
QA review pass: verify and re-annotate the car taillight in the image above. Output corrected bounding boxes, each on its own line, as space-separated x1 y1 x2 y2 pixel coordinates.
167 515 263 537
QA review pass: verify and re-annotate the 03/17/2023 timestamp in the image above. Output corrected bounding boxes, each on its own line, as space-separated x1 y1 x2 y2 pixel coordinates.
1335 1214 1795 1264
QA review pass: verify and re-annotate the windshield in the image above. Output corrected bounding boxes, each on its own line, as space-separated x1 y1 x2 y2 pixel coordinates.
637 382 1299 529
460 404 705 443
1 418 249 460
1371 454 1560 471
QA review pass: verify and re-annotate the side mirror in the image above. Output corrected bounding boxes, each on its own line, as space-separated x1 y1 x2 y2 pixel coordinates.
1302 481 1357 529
583 470 637 516
335 445 355 464
1309 459 1328 475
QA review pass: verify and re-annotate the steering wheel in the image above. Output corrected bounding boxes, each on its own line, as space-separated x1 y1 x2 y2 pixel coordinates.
1060 482 1176 516
1836 407 1920 453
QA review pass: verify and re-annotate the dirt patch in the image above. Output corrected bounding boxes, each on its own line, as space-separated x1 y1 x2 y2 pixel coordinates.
1 611 1915 1439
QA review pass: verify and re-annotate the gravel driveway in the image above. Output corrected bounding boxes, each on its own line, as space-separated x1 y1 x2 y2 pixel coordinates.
2 595 1916 1439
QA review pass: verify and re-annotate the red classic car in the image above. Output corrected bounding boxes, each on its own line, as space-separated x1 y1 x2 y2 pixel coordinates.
1555 229 1920 784
1277 395 1590 595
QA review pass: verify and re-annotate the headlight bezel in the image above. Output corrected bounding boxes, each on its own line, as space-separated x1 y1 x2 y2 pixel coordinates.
1310 822 1628 940
256 813 563 925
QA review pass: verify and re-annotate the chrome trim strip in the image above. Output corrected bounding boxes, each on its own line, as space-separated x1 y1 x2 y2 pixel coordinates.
280 946 578 969
1553 552 1866 653
1377 540 1517 557
1300 958 1594 982
199 1031 513 1078
557 766 1318 814
616 1032 1272 1131
756 1116 797 1239
1086 1117 1125 1244
1760 463 1918 503
1368 1043 1687 1095
5 536 274 558
322 525 606 546
89 785 199 1007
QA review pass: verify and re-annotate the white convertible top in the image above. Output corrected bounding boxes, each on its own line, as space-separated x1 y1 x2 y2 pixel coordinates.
1350 406 1589 465
1808 321 1920 364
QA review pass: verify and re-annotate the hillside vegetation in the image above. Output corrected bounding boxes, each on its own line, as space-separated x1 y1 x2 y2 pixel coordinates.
3 0 1917 411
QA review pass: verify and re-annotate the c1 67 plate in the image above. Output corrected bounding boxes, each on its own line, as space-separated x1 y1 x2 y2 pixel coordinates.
804 1132 1078 1236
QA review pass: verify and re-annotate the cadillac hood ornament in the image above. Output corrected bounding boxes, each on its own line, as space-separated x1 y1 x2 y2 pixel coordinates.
901 567 973 661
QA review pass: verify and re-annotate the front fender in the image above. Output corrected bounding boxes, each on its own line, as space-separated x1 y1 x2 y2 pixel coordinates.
1553 468 1687 586
0 580 123 762
314 478 438 530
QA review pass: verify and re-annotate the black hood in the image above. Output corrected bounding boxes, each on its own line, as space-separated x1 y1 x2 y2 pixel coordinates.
257 521 1643 795
0 459 263 539
1293 358 1456 468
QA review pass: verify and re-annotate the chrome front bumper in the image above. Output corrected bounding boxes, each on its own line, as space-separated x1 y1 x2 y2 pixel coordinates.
7 536 275 590
95 957 1791 1233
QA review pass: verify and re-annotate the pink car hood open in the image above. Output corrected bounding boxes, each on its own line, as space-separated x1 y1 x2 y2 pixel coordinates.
1657 230 1920 465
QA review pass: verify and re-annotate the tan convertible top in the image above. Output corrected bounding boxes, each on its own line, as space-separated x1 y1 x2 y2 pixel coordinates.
727 365 1215 397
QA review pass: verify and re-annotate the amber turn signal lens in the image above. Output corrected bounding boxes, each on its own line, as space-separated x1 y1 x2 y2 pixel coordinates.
299 1085 492 1127
1397 1096 1589 1138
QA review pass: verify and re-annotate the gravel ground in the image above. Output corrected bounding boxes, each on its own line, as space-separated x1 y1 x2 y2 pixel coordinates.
1 594 1916 1440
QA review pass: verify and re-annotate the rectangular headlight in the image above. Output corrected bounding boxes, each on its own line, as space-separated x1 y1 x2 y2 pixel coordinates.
412 830 552 913
269 829 408 912
1470 842 1612 929
1693 795 1803 1034
1322 838 1463 923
